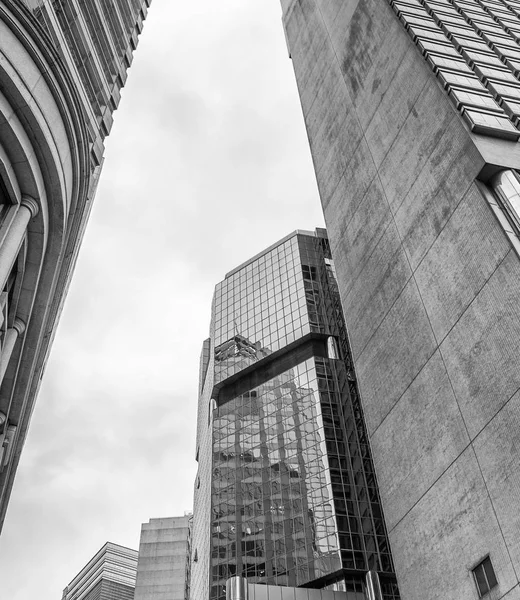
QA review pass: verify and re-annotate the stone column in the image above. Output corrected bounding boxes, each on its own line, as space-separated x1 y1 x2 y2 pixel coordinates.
0 318 25 384
0 196 39 293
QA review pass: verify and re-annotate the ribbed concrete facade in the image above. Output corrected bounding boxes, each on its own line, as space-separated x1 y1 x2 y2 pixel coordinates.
281 1 520 599
135 516 192 600
0 0 150 532
62 542 138 600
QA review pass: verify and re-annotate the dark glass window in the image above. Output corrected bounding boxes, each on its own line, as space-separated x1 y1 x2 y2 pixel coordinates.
473 556 498 597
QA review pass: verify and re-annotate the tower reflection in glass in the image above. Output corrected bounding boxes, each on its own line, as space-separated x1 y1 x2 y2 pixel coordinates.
191 230 399 600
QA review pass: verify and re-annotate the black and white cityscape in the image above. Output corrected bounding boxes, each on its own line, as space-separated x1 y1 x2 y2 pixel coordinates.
0 1 520 600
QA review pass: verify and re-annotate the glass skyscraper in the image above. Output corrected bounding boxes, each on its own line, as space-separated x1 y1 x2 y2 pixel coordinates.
191 230 399 600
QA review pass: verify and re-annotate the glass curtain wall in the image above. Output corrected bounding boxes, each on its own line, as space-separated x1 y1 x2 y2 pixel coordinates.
192 231 399 600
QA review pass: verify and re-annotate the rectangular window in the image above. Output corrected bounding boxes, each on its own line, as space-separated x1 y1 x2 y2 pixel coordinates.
475 64 519 84
419 39 461 56
449 88 502 113
467 50 510 68
473 556 498 597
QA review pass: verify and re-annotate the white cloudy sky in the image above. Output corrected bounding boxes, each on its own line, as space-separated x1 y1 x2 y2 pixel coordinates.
0 1 324 597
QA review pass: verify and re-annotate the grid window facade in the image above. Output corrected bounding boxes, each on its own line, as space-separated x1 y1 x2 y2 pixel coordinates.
211 359 341 593
214 236 309 382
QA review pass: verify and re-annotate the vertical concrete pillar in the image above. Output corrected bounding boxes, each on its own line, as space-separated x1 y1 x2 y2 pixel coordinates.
0 318 25 384
0 196 39 292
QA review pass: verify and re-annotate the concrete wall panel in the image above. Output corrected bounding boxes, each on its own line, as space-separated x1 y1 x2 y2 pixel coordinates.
356 277 437 434
502 586 520 600
335 177 393 296
441 250 520 439
135 516 190 600
394 135 484 270
371 350 470 530
415 183 512 342
364 49 430 170
390 448 517 600
474 389 520 569
341 220 412 359
377 87 458 215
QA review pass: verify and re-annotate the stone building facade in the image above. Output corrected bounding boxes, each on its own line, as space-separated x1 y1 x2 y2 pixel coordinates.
0 0 150 531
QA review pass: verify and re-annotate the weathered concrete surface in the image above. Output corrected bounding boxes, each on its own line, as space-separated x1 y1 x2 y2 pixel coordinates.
135 516 191 600
282 0 520 598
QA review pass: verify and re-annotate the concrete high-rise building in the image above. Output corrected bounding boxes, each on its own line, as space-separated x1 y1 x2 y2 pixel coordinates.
280 1 520 599
62 542 138 600
191 230 399 600
0 0 150 531
135 515 192 600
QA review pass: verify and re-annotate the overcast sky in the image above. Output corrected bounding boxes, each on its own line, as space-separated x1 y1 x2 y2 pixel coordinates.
0 1 323 597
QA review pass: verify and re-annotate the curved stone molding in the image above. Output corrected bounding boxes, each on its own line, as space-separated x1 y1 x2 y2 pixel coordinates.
0 0 151 535
0 322 25 387
0 142 20 205
0 0 90 530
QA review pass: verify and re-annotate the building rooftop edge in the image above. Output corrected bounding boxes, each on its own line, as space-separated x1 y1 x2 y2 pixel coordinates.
64 541 138 590
224 228 325 279
142 514 193 526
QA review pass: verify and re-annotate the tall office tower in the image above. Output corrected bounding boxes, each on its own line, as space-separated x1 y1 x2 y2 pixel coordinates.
190 229 399 600
280 0 520 599
135 515 193 600
62 542 138 600
0 0 150 531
